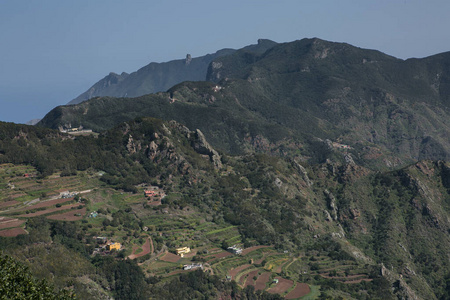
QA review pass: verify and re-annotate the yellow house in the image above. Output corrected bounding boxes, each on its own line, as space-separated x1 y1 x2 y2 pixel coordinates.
107 242 121 251
176 247 191 257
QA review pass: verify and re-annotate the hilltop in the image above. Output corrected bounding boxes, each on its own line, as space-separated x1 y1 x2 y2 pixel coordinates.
41 38 450 169
68 39 277 105
3 37 450 299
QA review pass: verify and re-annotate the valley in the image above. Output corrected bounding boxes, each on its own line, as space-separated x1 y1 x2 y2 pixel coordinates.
0 163 381 299
2 37 450 299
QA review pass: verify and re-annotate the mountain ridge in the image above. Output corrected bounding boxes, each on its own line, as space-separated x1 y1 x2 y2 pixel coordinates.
68 39 277 105
40 38 450 170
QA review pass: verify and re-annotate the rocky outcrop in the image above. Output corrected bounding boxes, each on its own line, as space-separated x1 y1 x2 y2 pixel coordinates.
126 135 141 154
349 208 360 219
344 153 355 165
148 141 158 160
192 129 222 169
274 177 283 188
292 160 313 186
323 189 338 221
169 121 191 138
185 54 192 65
69 72 129 104
324 210 332 221
209 62 223 80
381 264 422 300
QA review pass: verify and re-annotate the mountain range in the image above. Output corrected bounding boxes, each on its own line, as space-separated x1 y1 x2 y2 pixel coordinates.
68 39 277 105
2 38 450 299
41 38 450 169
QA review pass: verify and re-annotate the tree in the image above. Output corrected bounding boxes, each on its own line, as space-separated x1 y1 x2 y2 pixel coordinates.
221 239 230 250
0 251 74 299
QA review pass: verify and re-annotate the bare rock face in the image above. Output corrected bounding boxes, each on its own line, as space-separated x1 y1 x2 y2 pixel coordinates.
185 54 192 65
148 141 158 160
292 159 313 186
324 189 338 221
126 135 141 154
324 210 332 221
381 264 422 300
169 120 191 138
209 61 223 80
349 208 360 219
192 129 222 169
344 153 355 165
274 177 283 188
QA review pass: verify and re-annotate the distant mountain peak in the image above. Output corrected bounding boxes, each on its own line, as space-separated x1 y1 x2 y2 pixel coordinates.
67 40 278 105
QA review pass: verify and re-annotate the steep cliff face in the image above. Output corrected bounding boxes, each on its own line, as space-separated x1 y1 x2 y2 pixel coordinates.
191 129 222 169
70 72 129 104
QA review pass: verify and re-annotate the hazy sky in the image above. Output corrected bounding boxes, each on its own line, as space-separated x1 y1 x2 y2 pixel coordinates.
1 0 450 123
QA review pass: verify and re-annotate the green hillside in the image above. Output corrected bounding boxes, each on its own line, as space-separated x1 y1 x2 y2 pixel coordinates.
5 37 450 299
2 118 450 298
40 38 450 169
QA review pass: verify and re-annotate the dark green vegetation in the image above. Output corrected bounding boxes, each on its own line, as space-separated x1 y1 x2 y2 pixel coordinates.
68 39 277 105
2 116 450 299
4 37 450 299
0 251 74 299
41 38 450 167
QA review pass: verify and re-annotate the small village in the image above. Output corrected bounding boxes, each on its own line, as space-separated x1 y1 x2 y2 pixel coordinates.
0 163 373 299
58 125 95 136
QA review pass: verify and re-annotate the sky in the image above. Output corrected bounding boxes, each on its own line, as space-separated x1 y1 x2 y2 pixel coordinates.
1 0 450 124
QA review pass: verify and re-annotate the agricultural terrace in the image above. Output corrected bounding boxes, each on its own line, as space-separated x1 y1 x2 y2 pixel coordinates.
0 164 97 236
0 164 375 298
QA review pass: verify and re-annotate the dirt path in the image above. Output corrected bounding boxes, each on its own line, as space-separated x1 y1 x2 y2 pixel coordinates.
343 278 373 284
150 236 154 254
320 273 368 280
14 198 74 212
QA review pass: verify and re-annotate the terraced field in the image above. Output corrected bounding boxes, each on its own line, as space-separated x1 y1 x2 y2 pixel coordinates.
0 164 96 205
0 219 25 229
0 227 27 237
0 163 374 298
268 277 294 294
17 203 82 217
128 236 153 260
285 283 311 299
0 164 97 237
229 264 251 280
305 256 371 284
254 272 271 290
47 207 86 221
